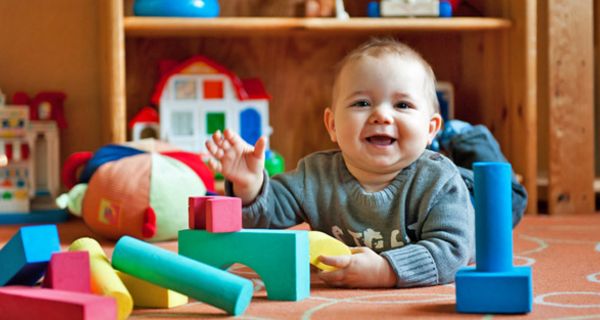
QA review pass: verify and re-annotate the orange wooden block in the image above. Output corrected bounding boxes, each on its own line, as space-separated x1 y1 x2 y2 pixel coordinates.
0 286 116 320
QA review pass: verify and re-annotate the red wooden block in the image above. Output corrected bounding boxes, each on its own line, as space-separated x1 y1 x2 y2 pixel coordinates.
206 197 242 233
188 196 209 229
42 251 91 293
0 286 116 320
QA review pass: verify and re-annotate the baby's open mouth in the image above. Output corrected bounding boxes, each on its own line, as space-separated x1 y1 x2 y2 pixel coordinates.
366 135 397 146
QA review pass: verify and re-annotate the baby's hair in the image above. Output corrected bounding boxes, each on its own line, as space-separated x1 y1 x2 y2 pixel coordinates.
332 37 440 113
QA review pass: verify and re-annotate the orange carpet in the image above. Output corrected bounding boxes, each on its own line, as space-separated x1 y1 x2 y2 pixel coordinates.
1 214 600 319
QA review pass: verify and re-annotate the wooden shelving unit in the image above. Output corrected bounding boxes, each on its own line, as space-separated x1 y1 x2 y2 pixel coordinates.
124 17 512 37
100 0 538 213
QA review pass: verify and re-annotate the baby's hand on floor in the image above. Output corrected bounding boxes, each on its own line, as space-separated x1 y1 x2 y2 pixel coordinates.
317 247 397 288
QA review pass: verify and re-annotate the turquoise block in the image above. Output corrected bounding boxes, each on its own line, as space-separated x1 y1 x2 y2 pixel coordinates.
456 266 533 313
0 225 61 286
179 229 310 301
112 236 253 316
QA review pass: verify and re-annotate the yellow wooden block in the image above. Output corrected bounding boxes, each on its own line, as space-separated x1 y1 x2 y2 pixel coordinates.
308 231 351 271
117 271 188 309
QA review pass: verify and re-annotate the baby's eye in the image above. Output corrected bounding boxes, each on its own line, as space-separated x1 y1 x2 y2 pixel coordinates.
395 102 411 109
350 100 370 108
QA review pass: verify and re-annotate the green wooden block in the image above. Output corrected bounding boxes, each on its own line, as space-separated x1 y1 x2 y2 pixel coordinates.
179 229 310 301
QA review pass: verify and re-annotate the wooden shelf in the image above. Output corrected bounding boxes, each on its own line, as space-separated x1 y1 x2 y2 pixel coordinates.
124 17 512 37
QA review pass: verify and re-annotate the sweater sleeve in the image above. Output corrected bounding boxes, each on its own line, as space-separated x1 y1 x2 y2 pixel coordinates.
380 173 475 288
225 164 308 229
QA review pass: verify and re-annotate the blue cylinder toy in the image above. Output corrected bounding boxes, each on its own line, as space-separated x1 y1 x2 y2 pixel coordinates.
134 0 220 18
112 236 253 315
473 162 513 272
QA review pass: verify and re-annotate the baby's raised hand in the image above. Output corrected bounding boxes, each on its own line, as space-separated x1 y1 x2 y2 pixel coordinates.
205 129 265 203
317 247 397 288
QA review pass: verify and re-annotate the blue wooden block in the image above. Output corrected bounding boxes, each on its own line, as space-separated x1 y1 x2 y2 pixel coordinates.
179 229 310 301
456 162 533 314
0 225 61 286
456 266 533 313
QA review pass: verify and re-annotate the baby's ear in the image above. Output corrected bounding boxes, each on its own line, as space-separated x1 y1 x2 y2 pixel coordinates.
324 107 338 143
427 113 443 144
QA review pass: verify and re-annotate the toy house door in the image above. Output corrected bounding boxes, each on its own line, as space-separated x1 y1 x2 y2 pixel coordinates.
240 108 261 145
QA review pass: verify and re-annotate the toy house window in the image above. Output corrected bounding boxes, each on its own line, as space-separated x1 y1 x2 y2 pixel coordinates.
174 79 197 100
203 80 223 99
171 111 194 136
206 112 225 134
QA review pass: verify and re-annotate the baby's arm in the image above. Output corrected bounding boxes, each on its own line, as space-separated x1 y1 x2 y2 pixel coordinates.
205 129 265 204
317 247 397 288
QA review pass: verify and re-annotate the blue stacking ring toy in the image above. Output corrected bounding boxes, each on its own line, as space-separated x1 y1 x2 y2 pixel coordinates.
134 0 220 17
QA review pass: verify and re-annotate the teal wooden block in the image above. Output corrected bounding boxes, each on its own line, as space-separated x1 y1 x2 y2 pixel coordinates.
179 229 310 301
0 225 61 286
112 236 253 316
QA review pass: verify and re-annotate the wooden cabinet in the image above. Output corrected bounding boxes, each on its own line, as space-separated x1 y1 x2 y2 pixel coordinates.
100 0 537 213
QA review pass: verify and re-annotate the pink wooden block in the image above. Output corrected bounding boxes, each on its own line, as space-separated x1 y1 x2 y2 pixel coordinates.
188 196 209 229
42 251 91 293
0 286 116 320
206 197 242 233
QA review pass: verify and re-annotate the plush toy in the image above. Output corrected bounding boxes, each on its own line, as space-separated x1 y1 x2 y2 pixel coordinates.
57 139 214 242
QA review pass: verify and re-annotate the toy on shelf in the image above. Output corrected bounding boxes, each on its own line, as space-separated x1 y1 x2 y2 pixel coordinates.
305 0 350 19
0 90 68 224
455 162 533 314
133 0 220 18
379 0 453 17
57 139 215 241
130 55 285 176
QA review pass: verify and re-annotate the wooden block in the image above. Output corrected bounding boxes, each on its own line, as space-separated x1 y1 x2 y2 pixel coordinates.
188 196 209 229
42 251 91 293
112 236 252 316
0 286 116 320
206 197 242 233
117 271 188 309
308 231 351 271
0 225 60 286
68 238 132 320
179 229 309 301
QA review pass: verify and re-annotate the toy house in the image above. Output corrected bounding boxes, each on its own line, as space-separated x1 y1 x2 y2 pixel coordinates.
140 55 273 154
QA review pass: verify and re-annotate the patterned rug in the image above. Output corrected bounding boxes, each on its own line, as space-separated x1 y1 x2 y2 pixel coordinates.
1 214 599 319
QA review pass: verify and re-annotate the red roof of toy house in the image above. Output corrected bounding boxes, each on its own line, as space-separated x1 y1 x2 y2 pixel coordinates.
129 106 159 129
150 56 270 105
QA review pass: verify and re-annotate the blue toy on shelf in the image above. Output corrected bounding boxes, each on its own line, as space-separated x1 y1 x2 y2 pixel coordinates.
455 162 533 314
134 0 220 18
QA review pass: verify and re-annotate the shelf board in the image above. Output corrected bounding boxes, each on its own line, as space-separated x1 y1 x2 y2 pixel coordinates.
124 17 512 37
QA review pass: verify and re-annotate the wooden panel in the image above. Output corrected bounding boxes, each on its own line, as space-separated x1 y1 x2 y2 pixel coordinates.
0 0 103 167
99 0 127 144
596 2 600 178
546 0 594 214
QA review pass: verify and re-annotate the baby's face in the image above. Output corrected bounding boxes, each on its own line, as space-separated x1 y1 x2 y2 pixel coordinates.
325 54 441 176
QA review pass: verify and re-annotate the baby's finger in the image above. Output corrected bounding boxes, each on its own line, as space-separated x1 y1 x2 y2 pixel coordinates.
207 158 221 173
318 269 345 286
212 130 224 146
223 129 244 149
205 140 220 156
318 255 351 269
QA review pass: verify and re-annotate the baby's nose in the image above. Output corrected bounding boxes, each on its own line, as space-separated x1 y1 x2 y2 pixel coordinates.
369 106 393 124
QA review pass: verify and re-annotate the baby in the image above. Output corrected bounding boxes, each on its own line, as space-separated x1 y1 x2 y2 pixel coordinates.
206 38 474 289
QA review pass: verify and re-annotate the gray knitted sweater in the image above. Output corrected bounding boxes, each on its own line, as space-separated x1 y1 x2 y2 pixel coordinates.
228 149 474 287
